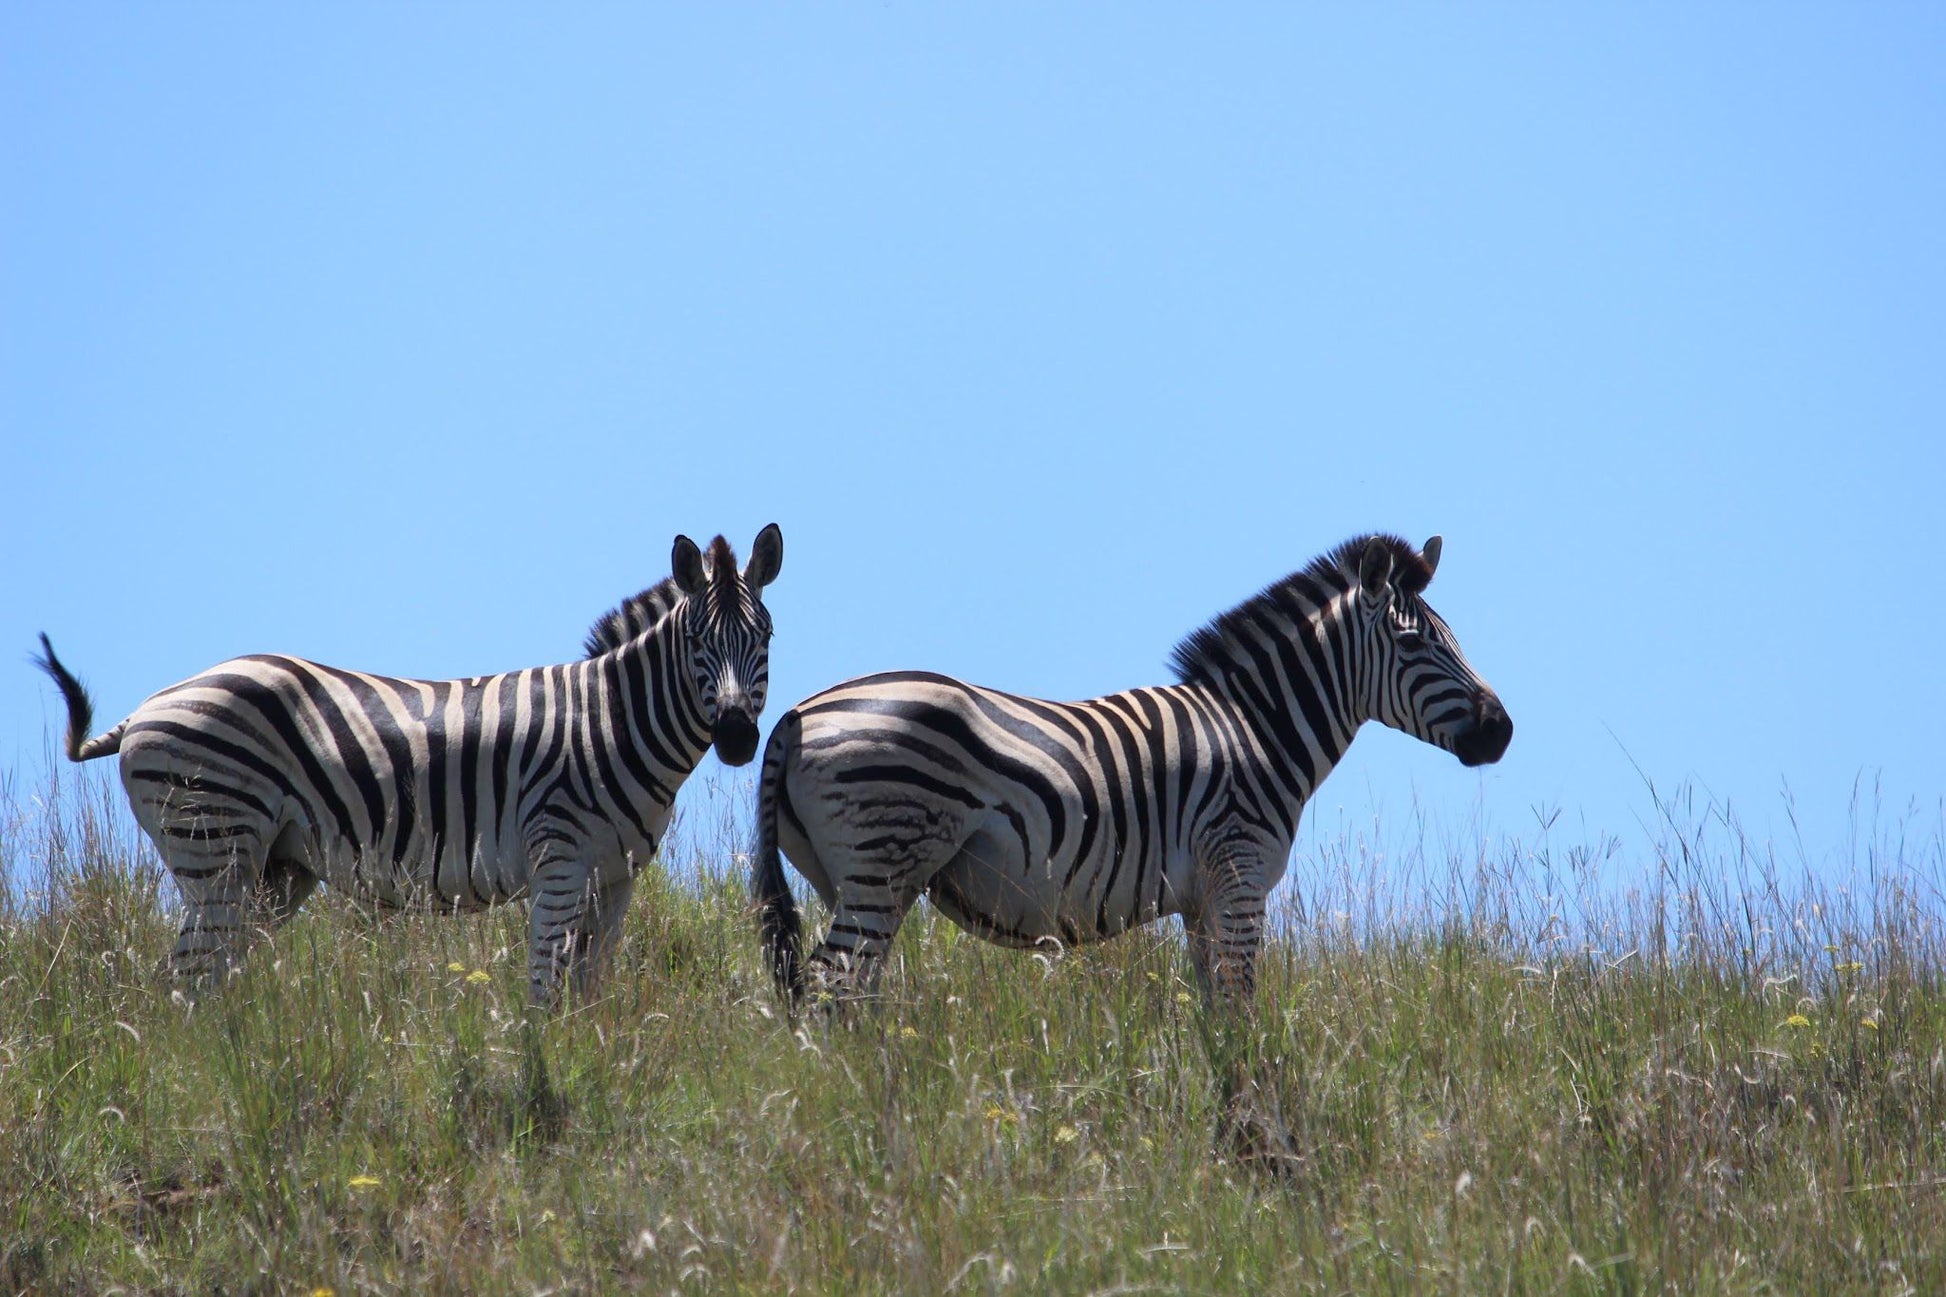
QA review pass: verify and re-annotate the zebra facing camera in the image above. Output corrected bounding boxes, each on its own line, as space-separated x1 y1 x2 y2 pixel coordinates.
712 706 762 767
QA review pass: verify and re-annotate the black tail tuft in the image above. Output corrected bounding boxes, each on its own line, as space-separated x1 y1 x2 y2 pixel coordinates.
752 722 803 1007
33 633 100 763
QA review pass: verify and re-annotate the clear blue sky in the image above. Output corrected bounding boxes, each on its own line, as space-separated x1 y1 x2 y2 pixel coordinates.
5 7 1942 890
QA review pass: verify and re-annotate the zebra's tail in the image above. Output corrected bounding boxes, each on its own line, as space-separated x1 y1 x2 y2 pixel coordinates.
752 717 803 1007
33 634 126 763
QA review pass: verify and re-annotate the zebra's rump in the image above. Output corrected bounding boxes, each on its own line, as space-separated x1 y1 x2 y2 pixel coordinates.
117 721 534 907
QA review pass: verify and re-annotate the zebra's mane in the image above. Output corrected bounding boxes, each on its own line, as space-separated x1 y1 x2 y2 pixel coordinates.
581 534 752 658
582 575 683 659
707 535 741 605
1168 533 1433 686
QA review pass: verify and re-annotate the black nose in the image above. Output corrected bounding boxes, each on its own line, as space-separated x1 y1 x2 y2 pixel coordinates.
1454 694 1512 767
712 709 760 767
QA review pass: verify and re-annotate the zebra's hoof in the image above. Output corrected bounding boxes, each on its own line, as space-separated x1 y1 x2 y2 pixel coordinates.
1217 1082 1305 1182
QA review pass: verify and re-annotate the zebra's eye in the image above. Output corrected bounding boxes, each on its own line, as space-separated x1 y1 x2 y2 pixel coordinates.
1397 629 1429 651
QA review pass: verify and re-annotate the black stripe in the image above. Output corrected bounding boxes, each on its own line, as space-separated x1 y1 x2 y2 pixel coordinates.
803 697 1069 847
456 677 485 884
1089 697 1153 933
127 768 275 821
420 679 452 886
492 673 519 841
159 821 256 841
604 653 676 803
524 667 571 793
830 763 984 810
1124 689 1175 928
1055 702 1125 901
620 644 684 790
584 660 656 844
135 686 357 844
274 660 389 848
317 667 420 867
516 668 549 778
958 691 1103 880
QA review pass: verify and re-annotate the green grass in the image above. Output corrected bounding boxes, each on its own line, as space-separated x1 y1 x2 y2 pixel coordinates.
3 770 1943 1294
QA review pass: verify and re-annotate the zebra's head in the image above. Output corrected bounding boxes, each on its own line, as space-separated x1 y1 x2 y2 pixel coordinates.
671 523 783 767
1354 534 1512 768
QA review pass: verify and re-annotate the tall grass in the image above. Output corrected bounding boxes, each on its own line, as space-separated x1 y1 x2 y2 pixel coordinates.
2 762 1942 1294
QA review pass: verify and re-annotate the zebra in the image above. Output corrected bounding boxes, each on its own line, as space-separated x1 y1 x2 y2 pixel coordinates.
751 532 1510 1009
34 524 783 1005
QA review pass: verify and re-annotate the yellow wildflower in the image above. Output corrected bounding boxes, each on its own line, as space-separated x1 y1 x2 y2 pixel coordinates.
1054 1125 1079 1144
1174 991 1193 1005
347 1175 381 1190
984 1105 1019 1125
466 969 491 985
446 961 466 974
1862 1019 1879 1031
900 1026 918 1039
1783 1014 1811 1029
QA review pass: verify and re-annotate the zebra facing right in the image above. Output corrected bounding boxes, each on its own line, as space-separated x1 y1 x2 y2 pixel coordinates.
36 525 782 1006
754 532 1511 1009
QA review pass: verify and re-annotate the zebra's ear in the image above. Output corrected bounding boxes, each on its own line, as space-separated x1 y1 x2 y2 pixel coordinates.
1358 538 1393 599
672 535 707 595
745 523 783 590
1420 535 1443 579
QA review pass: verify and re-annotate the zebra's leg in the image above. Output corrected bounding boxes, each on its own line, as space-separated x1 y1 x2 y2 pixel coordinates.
805 902 915 1006
799 798 973 1008
804 866 932 1007
1185 889 1266 1086
524 832 598 1009
127 755 293 994
564 874 635 1002
1188 848 1302 1173
257 827 322 928
1188 850 1271 1010
165 845 322 994
164 837 270 991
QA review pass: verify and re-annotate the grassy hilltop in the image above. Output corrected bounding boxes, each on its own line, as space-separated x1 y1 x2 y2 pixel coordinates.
2 771 1943 1295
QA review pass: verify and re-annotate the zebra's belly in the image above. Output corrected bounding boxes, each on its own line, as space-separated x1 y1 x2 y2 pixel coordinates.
926 843 1184 950
308 826 533 913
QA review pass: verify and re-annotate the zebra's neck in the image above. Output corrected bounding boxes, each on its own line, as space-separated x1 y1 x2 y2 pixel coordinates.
1190 575 1367 838
600 606 715 806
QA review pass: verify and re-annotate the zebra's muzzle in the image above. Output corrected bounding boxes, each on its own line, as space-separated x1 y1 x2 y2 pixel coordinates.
1453 694 1513 767
712 707 761 767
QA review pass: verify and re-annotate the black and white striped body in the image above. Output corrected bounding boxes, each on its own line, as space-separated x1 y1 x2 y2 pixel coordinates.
40 525 782 1004
753 533 1510 1007
768 671 1289 949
